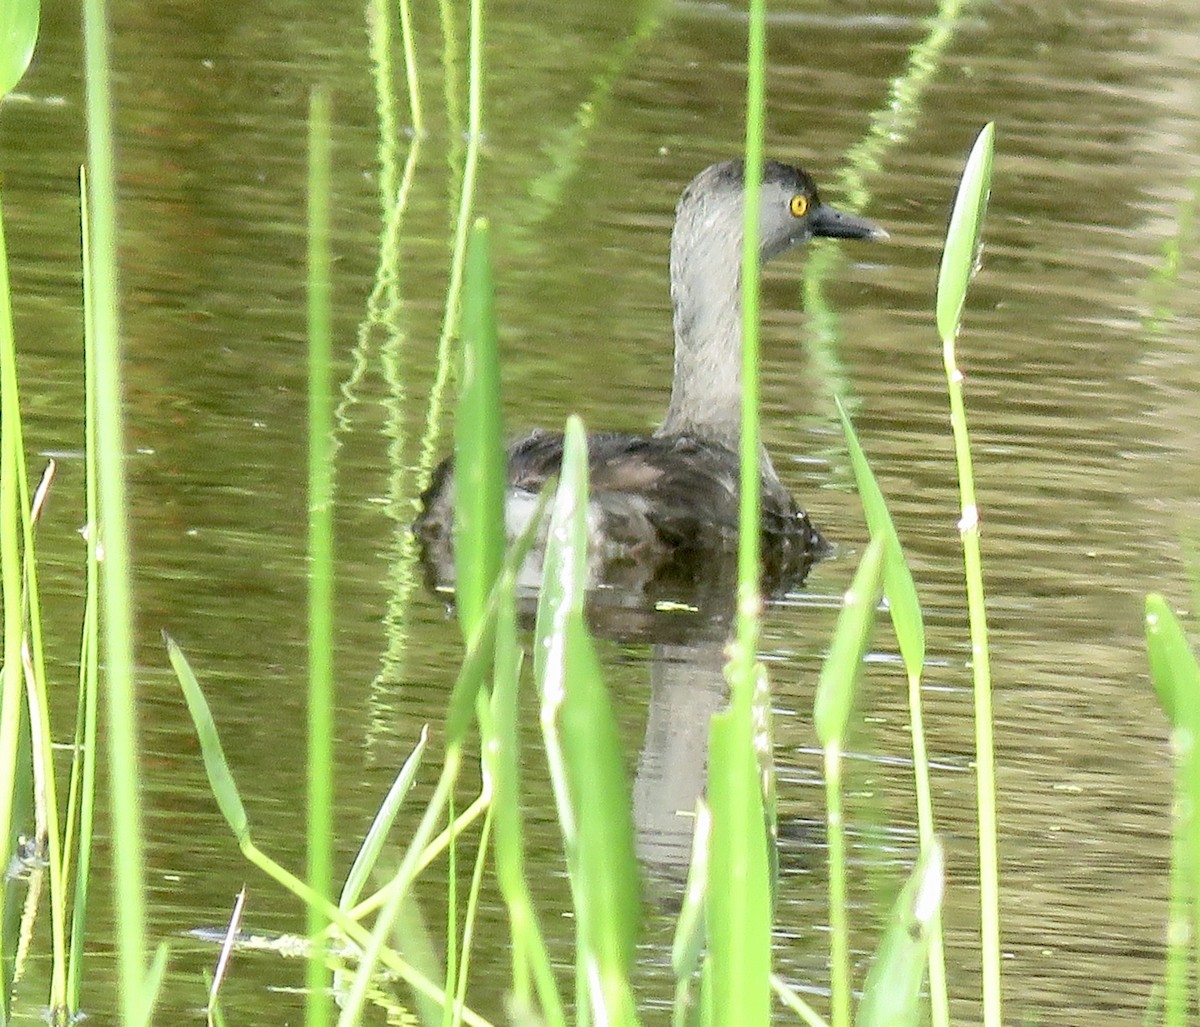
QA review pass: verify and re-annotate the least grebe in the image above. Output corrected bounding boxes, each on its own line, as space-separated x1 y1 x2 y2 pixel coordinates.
416 159 885 588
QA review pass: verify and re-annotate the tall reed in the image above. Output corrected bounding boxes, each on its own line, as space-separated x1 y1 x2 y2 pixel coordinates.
702 1 774 1023
935 122 1002 1027
305 85 336 1027
81 0 153 1019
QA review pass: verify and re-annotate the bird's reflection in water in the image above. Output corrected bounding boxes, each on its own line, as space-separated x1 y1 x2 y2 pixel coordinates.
420 528 825 886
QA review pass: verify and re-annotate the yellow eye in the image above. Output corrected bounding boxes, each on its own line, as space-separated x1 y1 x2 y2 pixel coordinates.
789 194 809 218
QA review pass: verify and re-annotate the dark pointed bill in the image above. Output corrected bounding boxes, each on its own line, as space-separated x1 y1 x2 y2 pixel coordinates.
811 204 889 241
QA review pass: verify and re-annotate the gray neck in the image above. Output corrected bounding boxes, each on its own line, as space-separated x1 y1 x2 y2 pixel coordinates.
657 194 779 484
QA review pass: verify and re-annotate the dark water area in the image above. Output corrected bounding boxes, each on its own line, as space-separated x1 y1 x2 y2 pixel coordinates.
2 0 1199 1023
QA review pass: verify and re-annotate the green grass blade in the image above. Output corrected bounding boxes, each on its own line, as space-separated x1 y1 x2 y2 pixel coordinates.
834 397 948 1023
339 726 429 910
857 841 945 1027
134 942 170 1027
0 187 27 1027
560 618 640 1012
536 417 640 1025
452 799 494 1027
164 633 250 841
482 573 566 1026
454 219 506 641
834 399 924 675
936 123 995 344
65 167 102 1019
1145 594 1200 729
706 9 774 1020
533 416 589 682
0 0 38 98
671 800 711 983
1144 591 1200 1027
443 486 552 745
813 538 885 749
706 708 772 1026
487 586 524 912
816 538 885 1027
769 974 828 1027
21 468 68 1013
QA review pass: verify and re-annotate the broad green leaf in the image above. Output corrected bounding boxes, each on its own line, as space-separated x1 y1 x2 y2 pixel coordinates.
813 538 885 748
936 123 995 343
0 0 38 99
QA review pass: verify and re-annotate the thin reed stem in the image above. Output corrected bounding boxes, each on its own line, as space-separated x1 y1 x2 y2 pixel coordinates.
735 0 766 641
944 335 1002 1026
824 744 850 1027
81 0 149 1016
305 86 336 1027
415 0 485 494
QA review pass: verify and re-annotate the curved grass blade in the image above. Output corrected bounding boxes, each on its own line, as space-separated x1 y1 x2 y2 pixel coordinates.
339 726 429 910
158 641 500 1027
834 398 923 675
164 632 249 841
